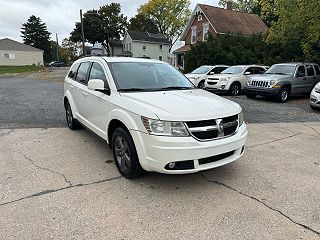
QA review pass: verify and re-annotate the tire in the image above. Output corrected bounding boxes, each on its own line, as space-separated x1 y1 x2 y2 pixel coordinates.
65 101 81 130
198 80 205 89
246 93 257 99
310 105 319 110
276 88 289 103
111 127 144 179
229 82 241 96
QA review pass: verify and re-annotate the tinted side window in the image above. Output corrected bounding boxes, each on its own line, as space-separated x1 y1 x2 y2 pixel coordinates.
256 67 266 74
76 62 91 85
89 63 107 81
314 65 320 75
68 63 79 80
213 67 227 74
306 65 315 76
296 66 306 77
245 67 254 74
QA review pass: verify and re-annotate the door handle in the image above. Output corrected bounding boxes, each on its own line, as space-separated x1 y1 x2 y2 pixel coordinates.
82 91 88 97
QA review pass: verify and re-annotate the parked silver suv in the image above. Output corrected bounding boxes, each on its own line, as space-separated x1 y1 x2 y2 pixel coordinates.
245 63 320 102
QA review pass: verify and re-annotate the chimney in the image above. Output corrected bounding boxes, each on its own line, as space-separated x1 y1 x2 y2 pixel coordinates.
226 1 233 10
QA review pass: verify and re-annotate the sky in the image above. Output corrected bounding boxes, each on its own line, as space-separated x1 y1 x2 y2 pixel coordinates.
0 0 219 43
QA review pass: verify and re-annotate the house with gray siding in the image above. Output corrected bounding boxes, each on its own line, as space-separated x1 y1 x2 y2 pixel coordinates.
122 31 171 62
0 38 44 66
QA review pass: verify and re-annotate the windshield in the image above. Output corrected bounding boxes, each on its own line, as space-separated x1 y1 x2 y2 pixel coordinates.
108 62 195 92
265 65 296 75
190 66 212 74
221 66 245 74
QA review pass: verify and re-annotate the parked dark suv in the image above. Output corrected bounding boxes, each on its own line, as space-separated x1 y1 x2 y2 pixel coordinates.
245 63 320 102
47 61 65 67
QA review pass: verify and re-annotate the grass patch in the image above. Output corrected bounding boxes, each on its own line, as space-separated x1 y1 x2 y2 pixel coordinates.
0 65 45 74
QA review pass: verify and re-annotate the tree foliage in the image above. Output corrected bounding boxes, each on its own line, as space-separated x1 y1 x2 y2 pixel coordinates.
70 3 127 56
219 0 260 14
21 15 52 62
128 13 159 33
138 0 191 49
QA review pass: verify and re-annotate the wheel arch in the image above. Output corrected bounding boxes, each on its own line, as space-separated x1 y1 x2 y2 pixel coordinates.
64 92 78 118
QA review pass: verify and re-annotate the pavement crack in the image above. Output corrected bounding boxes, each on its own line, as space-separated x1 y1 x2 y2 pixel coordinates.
0 176 122 207
303 123 320 136
247 132 301 148
17 151 72 187
200 174 320 237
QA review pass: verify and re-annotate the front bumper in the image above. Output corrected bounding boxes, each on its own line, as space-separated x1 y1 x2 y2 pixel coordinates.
310 92 320 108
130 123 248 174
205 81 229 91
245 87 280 96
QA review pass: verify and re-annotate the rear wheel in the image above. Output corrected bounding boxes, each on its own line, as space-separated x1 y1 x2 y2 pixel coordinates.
65 101 81 130
229 82 241 96
198 80 205 89
276 88 289 103
111 127 144 179
246 93 257 99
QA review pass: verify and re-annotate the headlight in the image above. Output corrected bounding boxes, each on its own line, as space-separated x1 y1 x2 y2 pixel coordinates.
141 117 189 136
239 111 244 126
220 77 229 82
314 86 320 93
270 80 277 85
247 80 252 85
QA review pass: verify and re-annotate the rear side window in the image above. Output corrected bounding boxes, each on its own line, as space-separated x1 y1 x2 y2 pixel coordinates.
314 65 320 75
68 63 79 80
76 62 91 85
306 65 315 76
89 63 107 81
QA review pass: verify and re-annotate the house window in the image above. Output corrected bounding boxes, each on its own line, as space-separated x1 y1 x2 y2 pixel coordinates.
203 23 209 41
159 45 162 50
191 27 197 44
129 43 131 51
4 53 15 59
198 14 202 21
159 56 163 61
143 45 146 50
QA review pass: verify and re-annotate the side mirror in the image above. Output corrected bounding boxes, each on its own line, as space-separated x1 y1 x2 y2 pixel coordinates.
208 72 215 75
244 72 251 75
87 79 110 95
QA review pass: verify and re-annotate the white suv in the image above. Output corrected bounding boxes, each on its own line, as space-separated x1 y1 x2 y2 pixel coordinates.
64 57 247 178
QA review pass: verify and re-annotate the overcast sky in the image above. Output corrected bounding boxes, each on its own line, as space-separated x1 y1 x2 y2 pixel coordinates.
0 0 219 43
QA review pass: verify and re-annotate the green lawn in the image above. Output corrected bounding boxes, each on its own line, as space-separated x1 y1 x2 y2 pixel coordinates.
0 65 45 74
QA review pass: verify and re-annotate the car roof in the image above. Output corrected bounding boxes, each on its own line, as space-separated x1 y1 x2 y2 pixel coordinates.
274 63 317 66
229 65 267 68
77 56 165 64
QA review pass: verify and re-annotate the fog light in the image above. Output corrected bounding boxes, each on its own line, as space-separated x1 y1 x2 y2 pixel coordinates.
221 85 225 89
168 162 176 169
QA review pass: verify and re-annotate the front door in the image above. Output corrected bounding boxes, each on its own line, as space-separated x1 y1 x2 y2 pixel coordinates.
292 65 307 94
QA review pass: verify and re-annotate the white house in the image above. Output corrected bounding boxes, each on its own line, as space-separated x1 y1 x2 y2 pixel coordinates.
0 38 44 66
122 31 171 62
91 40 123 56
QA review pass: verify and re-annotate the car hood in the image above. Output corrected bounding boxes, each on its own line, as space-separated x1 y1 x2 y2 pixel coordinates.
250 74 291 81
208 74 242 79
185 73 204 79
120 89 241 121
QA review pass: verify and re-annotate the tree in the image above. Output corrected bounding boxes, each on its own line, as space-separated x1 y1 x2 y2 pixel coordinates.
70 3 127 56
138 0 191 50
128 13 159 33
219 0 260 14
259 0 278 27
21 15 52 62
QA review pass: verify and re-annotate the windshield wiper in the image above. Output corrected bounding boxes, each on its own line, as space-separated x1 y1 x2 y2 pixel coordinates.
118 88 149 92
266 72 286 75
156 86 195 91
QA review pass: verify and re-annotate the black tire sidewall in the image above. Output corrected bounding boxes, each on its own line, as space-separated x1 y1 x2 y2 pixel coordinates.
229 82 241 96
277 88 289 103
65 101 80 130
111 127 144 178
198 80 205 89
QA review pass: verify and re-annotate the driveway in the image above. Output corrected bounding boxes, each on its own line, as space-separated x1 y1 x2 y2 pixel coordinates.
0 75 320 239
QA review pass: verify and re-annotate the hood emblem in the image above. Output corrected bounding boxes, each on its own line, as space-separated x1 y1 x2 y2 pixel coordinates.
216 119 224 135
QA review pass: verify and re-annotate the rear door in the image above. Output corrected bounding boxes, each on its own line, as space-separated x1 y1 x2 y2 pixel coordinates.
306 64 316 92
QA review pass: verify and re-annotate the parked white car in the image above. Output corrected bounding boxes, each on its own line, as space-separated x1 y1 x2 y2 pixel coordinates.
185 65 229 88
205 65 268 96
64 57 247 178
310 82 320 110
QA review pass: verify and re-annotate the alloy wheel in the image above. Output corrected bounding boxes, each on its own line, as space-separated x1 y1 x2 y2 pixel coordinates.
114 136 131 172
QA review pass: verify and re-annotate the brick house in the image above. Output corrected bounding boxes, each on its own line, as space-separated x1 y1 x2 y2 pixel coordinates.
173 3 268 69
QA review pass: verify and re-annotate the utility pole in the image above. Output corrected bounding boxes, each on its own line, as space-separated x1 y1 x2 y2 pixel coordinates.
80 9 85 56
56 33 59 61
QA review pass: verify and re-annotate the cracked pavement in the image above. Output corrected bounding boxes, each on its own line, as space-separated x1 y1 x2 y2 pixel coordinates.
0 122 320 239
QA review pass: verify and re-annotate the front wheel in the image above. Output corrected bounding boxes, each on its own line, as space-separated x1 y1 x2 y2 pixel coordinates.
65 101 81 130
111 127 144 179
198 80 205 89
229 82 241 96
276 88 289 103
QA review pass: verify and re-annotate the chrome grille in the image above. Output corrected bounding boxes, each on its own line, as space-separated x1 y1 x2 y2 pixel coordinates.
186 114 239 141
207 82 218 85
251 80 270 88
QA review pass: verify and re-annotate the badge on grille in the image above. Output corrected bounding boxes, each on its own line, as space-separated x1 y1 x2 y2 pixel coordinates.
216 119 224 135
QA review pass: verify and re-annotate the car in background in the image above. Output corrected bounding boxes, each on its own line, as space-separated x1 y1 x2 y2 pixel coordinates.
47 61 65 67
310 82 320 110
246 63 320 103
185 65 229 89
205 65 268 96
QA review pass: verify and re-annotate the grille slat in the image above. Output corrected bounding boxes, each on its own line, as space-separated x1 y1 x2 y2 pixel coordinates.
251 80 269 88
186 114 239 141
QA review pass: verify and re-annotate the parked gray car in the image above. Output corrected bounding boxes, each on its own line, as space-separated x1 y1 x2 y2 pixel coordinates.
245 63 320 102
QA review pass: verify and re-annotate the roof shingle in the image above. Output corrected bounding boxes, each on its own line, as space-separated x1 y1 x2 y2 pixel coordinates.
127 31 170 44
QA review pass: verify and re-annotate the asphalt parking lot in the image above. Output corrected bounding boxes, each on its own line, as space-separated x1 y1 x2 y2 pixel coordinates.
0 74 320 239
